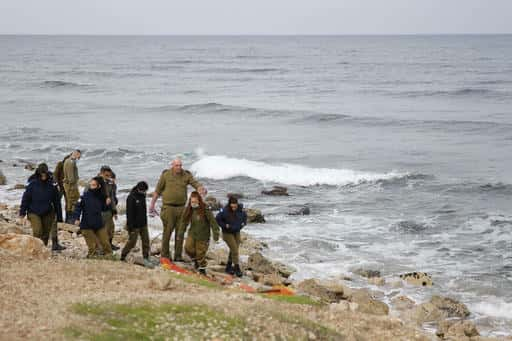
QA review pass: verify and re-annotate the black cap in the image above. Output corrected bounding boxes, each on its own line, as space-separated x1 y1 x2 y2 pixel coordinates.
36 163 49 174
228 196 238 205
100 165 112 173
136 181 148 191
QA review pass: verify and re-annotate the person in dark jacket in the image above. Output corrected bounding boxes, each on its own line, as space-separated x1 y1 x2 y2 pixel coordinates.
98 165 119 251
26 167 66 251
216 196 247 277
120 181 154 268
19 163 63 245
73 176 113 259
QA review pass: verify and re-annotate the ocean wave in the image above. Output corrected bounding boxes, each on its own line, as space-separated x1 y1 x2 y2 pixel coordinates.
200 67 286 74
397 88 509 99
40 80 91 88
472 299 512 319
190 154 407 187
446 182 512 195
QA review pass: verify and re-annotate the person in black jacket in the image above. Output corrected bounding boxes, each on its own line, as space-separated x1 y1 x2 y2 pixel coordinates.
73 176 113 259
216 196 247 277
19 163 63 245
120 181 153 268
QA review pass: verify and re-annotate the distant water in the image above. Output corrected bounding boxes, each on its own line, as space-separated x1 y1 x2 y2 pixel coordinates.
1 35 511 335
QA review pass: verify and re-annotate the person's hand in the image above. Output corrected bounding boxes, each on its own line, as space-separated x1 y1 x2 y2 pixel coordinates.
149 207 158 217
74 220 80 226
225 224 230 229
106 198 112 206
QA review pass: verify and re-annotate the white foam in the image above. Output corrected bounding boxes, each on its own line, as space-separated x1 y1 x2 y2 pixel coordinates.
190 154 405 187
471 300 512 319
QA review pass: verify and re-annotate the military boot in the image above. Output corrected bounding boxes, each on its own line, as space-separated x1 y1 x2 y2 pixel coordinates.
234 264 243 278
225 261 234 275
52 236 66 251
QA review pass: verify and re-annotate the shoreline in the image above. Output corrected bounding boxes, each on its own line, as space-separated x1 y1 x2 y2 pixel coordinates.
1 196 510 340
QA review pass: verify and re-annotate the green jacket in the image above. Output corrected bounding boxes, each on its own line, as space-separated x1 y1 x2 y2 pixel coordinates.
63 158 78 185
155 169 201 206
179 208 220 242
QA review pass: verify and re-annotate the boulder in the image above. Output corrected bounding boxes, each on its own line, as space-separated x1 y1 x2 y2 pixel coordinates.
247 252 295 278
227 193 245 200
391 295 416 311
288 206 311 216
0 233 50 259
207 247 229 265
10 184 26 190
399 272 433 286
246 208 265 223
411 295 470 325
0 221 26 235
367 277 385 286
436 320 479 340
296 279 346 303
430 295 470 318
0 170 6 185
57 222 79 234
205 196 222 211
348 289 389 315
24 163 36 171
262 186 289 196
354 268 381 278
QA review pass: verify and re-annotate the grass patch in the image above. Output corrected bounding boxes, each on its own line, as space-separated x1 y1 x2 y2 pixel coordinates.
271 310 345 340
166 270 221 289
67 302 248 340
263 294 324 306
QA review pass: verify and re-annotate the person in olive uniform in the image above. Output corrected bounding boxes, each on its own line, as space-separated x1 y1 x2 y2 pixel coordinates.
149 158 207 261
98 165 119 250
216 196 247 277
19 163 63 245
179 191 219 275
121 181 154 268
73 177 113 259
63 149 81 223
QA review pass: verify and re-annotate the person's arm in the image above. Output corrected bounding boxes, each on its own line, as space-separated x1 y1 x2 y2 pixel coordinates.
72 195 84 224
126 195 135 230
215 209 227 229
187 172 206 196
53 187 63 223
241 210 247 229
19 183 33 217
208 210 220 241
149 174 165 213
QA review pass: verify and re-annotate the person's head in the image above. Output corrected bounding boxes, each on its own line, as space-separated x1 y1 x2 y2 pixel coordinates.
133 181 148 194
170 158 183 174
100 165 113 179
89 176 102 190
35 163 49 181
71 149 81 160
184 191 206 223
228 196 239 211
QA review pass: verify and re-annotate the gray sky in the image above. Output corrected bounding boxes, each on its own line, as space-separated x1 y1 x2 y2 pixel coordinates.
1 0 511 35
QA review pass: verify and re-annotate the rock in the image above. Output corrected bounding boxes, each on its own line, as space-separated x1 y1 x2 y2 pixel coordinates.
227 193 245 200
261 273 285 286
57 222 79 234
329 301 351 312
10 184 26 190
148 274 176 291
288 206 311 216
246 208 265 223
411 296 470 325
0 170 6 185
391 296 416 311
24 163 36 171
436 320 479 339
348 289 389 315
354 268 381 278
116 203 126 215
430 295 470 319
367 277 385 286
78 179 87 187
262 186 289 196
399 272 433 286
239 232 268 253
296 279 346 303
118 188 131 194
247 252 295 278
207 247 229 265
0 221 25 235
0 233 50 259
205 196 222 211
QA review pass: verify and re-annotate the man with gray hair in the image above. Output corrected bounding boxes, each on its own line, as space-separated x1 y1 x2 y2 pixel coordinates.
149 158 206 261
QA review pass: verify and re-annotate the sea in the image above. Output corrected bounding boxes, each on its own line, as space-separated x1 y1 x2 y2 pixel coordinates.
0 35 511 336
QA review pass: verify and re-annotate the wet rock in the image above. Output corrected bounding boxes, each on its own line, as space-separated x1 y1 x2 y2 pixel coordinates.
436 320 479 340
411 295 470 325
0 170 6 185
430 295 470 319
247 252 295 278
24 163 36 171
246 208 265 223
239 232 268 253
0 233 51 259
348 289 389 315
367 277 385 286
288 206 311 216
262 186 289 196
391 295 416 311
400 272 433 286
205 196 222 211
10 184 26 191
227 193 245 200
296 279 346 303
354 268 381 278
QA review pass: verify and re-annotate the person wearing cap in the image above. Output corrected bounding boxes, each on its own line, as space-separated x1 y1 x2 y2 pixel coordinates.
149 158 207 261
98 165 119 250
63 149 81 223
216 196 247 277
19 163 63 245
121 181 153 268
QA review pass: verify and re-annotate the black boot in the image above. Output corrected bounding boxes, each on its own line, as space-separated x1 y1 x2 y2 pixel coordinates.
234 264 243 278
65 212 74 224
52 236 66 251
110 238 120 251
225 261 235 275
198 268 207 276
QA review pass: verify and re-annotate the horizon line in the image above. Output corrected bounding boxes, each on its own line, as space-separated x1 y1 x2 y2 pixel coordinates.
1 33 511 37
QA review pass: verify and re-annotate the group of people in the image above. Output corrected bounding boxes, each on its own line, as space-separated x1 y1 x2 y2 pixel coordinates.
19 150 247 277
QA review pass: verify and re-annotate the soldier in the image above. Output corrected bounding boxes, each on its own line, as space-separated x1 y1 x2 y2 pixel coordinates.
73 176 113 259
216 196 247 277
19 163 63 245
98 166 119 250
179 191 219 275
63 149 81 223
149 158 207 261
121 181 154 268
